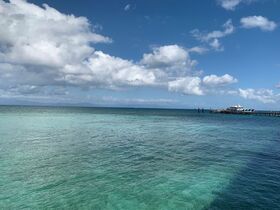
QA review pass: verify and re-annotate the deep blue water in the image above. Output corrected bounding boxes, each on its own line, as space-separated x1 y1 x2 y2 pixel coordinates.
0 106 280 209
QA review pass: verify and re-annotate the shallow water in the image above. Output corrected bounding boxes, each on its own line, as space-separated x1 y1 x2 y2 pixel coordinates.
0 106 280 209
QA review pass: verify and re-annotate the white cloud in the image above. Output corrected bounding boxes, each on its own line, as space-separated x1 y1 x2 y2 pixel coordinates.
191 20 234 51
0 0 158 90
0 0 241 100
217 0 242 10
0 0 111 67
168 77 204 95
240 16 277 31
84 51 157 88
124 4 131 11
140 46 238 96
188 46 208 54
217 0 256 10
141 45 198 76
203 74 238 86
102 96 177 105
238 88 279 103
209 39 223 51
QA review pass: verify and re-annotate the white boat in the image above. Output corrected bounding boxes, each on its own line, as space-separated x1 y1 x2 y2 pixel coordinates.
226 105 255 113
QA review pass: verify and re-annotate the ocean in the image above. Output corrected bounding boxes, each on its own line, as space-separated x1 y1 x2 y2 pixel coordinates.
0 106 280 209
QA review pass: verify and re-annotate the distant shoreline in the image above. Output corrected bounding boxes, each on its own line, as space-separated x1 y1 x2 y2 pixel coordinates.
0 104 279 112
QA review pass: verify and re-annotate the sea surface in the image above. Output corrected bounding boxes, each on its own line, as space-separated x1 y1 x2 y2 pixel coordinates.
0 106 280 210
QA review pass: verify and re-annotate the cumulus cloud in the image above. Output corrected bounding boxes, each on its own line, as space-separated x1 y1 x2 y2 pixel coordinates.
140 45 198 77
0 0 205 97
0 0 242 101
168 77 204 95
240 16 277 31
0 0 111 67
238 88 279 103
217 0 256 10
84 51 157 88
167 73 238 96
191 20 235 51
0 0 159 91
203 74 238 86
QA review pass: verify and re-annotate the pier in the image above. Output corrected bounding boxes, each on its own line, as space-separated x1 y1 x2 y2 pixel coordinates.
253 111 280 117
208 109 280 117
201 105 280 117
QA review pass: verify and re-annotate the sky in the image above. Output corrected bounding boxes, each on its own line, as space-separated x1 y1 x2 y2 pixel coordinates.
0 0 280 109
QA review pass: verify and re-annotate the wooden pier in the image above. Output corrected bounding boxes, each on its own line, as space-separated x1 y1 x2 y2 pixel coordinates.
207 109 280 117
200 105 280 117
253 111 280 117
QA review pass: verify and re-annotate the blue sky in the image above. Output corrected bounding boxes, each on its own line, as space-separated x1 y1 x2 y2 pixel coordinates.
0 0 280 109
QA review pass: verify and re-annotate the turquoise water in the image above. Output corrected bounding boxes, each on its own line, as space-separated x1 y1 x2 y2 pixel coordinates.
0 106 280 209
